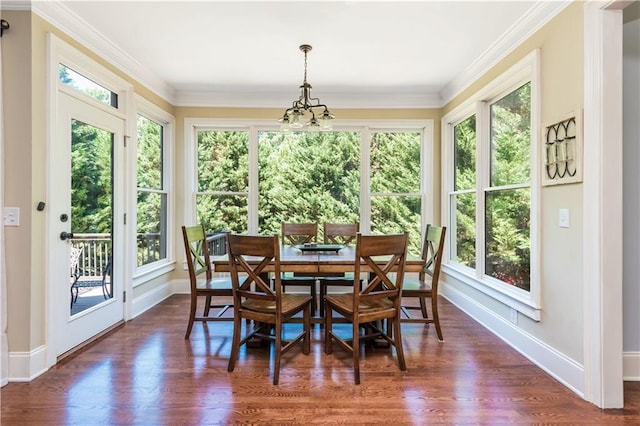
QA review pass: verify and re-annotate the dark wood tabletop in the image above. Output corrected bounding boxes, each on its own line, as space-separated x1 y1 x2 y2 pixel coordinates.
211 245 424 273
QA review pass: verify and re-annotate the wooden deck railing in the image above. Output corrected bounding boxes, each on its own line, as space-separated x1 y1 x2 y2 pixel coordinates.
70 231 227 277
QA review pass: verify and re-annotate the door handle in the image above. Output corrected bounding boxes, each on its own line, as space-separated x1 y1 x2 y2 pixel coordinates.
60 231 74 241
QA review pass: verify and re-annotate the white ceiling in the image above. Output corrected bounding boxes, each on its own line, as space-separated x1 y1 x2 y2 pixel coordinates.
13 1 569 108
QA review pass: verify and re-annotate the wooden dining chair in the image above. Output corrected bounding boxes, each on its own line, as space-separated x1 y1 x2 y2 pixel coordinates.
227 233 312 385
318 222 361 318
324 232 409 384
400 224 447 341
182 224 233 339
280 222 319 315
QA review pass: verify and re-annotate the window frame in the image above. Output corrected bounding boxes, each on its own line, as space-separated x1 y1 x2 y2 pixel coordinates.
184 119 433 245
132 95 175 284
441 50 541 320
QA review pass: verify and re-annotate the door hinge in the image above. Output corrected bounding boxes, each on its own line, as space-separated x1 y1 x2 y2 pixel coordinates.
124 213 127 225
123 291 126 303
124 135 130 147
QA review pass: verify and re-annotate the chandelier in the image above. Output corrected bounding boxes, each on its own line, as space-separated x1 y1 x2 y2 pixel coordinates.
279 44 335 132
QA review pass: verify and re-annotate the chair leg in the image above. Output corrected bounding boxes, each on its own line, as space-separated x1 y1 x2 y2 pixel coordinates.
419 296 428 318
184 294 198 339
319 284 326 318
392 316 407 371
432 296 444 341
324 304 333 354
353 320 360 385
273 320 282 385
303 302 311 355
227 313 242 373
203 295 212 317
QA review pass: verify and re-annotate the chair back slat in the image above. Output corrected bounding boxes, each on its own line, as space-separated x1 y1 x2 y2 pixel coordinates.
421 225 446 283
324 222 359 245
182 225 212 288
281 223 317 245
227 234 280 305
354 232 408 312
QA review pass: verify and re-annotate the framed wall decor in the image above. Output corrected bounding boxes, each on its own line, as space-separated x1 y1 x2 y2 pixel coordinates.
541 110 583 186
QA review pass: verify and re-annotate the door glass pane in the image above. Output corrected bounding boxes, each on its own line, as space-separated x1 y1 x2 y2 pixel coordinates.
257 131 360 236
70 119 113 315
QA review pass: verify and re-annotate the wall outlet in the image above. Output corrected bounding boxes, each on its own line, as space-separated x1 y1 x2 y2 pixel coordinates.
3 207 20 226
509 308 518 325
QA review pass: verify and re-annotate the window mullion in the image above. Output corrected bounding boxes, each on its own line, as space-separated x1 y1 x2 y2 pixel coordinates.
476 100 489 280
248 126 259 234
361 127 371 234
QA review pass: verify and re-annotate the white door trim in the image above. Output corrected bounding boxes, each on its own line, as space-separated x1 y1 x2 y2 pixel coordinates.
582 0 627 408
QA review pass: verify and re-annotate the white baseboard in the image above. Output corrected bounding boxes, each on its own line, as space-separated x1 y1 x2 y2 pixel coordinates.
624 351 640 381
131 280 176 318
172 278 190 295
441 283 585 396
7 345 48 382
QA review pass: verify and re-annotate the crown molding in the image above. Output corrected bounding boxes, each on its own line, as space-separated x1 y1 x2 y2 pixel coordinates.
31 0 176 104
24 0 568 109
1 1 31 11
439 0 572 106
174 87 442 109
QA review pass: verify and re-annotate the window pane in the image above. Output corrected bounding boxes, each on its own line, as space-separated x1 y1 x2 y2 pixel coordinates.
370 132 420 193
485 188 530 290
137 115 163 189
451 192 476 268
258 131 360 236
371 196 421 255
490 83 531 187
196 194 248 234
136 191 167 267
197 131 248 192
59 64 118 107
454 115 476 191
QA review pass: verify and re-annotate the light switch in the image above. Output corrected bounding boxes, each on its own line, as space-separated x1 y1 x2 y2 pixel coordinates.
559 208 569 228
3 207 20 226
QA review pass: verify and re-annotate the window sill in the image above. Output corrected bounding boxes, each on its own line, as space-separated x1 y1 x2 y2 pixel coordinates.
133 261 176 288
442 264 541 321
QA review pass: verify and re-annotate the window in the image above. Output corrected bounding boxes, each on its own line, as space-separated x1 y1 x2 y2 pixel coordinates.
136 115 167 267
257 131 360 238
196 130 249 233
451 115 477 268
135 96 173 277
186 120 432 248
485 84 531 290
443 52 539 318
59 64 118 107
370 131 422 254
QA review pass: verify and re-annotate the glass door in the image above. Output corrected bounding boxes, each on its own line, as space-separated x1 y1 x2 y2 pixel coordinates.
52 91 124 357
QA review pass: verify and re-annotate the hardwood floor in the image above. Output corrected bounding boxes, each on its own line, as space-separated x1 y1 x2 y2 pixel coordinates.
2 294 638 425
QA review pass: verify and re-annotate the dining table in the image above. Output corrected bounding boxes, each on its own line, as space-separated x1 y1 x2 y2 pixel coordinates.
210 244 425 274
210 244 424 323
